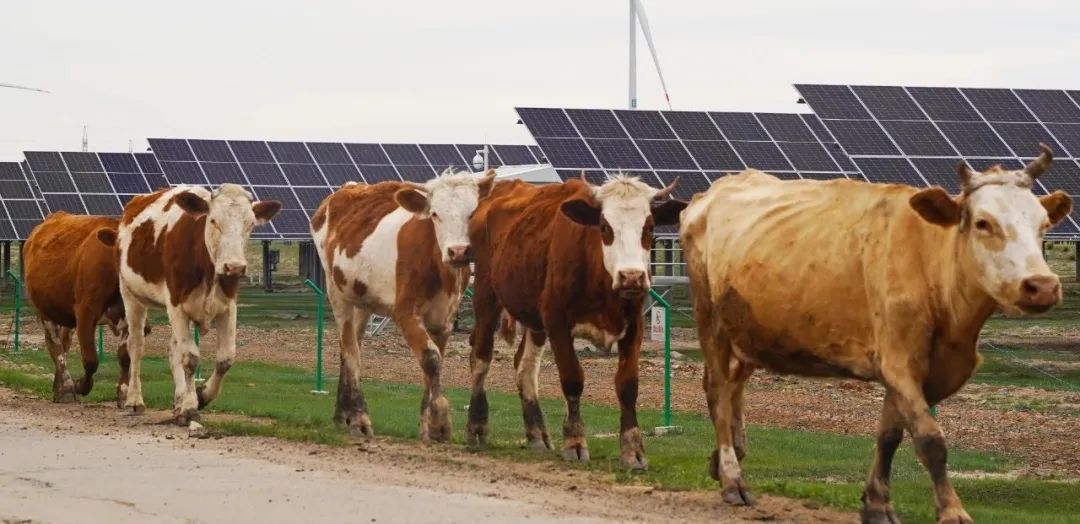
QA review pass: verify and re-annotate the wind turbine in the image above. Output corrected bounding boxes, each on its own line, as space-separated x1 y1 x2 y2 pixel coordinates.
0 82 49 94
628 0 671 110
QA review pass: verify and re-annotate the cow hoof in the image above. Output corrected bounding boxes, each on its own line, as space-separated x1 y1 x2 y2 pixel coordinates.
936 507 972 524
620 451 648 471
709 450 721 481
175 408 200 427
128 403 146 415
721 478 754 506
465 424 488 450
427 396 452 444
346 414 374 438
525 435 552 451
53 389 77 404
861 505 901 524
561 444 590 462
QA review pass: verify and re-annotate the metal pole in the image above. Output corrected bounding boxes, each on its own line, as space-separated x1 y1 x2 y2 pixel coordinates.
305 279 327 394
1075 241 1079 282
629 0 637 109
193 326 201 381
262 240 273 293
2 241 10 279
97 324 104 361
483 145 489 171
648 288 674 429
6 269 21 352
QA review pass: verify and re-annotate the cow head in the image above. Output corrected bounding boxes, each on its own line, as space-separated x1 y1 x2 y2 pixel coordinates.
395 169 497 268
909 144 1073 315
173 184 283 279
560 174 688 299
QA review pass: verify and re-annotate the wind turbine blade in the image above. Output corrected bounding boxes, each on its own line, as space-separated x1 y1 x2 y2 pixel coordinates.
0 82 49 94
632 0 672 110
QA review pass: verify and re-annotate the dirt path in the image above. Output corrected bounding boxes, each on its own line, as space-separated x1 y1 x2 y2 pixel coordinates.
0 387 853 524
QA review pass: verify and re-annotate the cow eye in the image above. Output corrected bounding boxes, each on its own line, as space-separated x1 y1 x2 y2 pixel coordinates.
974 219 991 232
431 212 439 220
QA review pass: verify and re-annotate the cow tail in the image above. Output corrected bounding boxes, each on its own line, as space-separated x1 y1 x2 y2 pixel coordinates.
498 309 518 348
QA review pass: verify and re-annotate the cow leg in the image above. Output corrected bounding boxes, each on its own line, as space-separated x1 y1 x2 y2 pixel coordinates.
426 326 453 443
121 293 148 413
197 303 236 409
115 323 132 408
729 359 753 461
465 288 501 448
514 329 551 451
42 320 77 403
165 307 200 426
328 288 373 437
547 326 588 462
702 337 753 506
614 322 646 470
886 377 971 524
72 307 100 396
395 310 451 444
861 392 904 524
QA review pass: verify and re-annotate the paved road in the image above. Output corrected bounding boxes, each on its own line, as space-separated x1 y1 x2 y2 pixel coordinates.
0 422 597 524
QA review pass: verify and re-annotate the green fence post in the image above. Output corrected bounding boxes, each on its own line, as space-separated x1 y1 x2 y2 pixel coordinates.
97 324 104 362
6 269 21 352
648 288 679 433
193 326 201 381
305 279 328 394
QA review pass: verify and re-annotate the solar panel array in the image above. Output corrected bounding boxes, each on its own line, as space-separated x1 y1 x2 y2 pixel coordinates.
515 107 861 201
147 139 545 239
20 151 169 221
0 162 45 240
795 84 1080 236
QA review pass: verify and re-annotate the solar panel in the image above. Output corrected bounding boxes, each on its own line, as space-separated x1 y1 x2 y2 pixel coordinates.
795 83 1080 236
517 108 860 192
147 139 540 239
0 162 45 240
22 151 173 225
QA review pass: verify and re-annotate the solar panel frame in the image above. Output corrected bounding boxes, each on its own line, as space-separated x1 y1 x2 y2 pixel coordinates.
0 162 46 240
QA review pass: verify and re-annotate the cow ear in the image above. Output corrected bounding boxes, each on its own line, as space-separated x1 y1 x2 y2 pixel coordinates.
174 191 210 217
478 169 497 197
252 200 282 225
910 187 961 226
651 199 689 226
95 227 117 247
560 198 602 226
1041 191 1073 225
395 188 430 215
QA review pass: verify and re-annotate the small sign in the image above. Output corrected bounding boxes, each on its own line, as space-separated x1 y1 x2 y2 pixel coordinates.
650 306 665 342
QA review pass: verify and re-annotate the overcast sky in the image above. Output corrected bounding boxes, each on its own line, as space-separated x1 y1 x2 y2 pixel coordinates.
3 0 1080 160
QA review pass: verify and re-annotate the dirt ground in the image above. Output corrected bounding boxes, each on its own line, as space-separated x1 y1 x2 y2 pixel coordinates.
0 386 854 524
7 319 1079 478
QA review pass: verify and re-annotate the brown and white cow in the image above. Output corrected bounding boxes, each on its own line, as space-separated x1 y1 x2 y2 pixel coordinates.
117 184 281 425
467 174 687 469
24 212 135 402
680 145 1071 523
311 170 496 441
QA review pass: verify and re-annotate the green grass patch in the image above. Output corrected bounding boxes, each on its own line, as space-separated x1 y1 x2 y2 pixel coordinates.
2 350 1077 523
971 351 1080 391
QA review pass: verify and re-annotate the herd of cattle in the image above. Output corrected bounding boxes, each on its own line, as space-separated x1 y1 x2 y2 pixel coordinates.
18 143 1071 523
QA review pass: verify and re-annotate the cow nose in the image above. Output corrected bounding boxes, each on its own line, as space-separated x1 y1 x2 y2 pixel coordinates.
1017 275 1060 311
224 263 247 277
617 269 646 291
447 245 472 265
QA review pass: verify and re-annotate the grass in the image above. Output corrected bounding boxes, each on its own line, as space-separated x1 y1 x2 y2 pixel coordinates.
1 350 1077 523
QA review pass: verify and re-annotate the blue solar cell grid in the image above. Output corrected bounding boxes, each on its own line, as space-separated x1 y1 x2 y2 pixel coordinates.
0 162 45 239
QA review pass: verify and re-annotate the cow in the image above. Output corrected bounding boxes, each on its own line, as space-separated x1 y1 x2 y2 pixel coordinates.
467 174 687 470
117 184 281 425
680 145 1072 523
310 170 496 442
23 212 135 403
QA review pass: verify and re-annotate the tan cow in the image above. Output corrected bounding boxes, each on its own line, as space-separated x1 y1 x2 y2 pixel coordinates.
680 145 1071 523
310 170 496 441
23 212 132 402
468 174 686 469
117 184 281 425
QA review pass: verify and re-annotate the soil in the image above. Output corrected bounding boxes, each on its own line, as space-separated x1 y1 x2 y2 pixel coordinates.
0 386 854 524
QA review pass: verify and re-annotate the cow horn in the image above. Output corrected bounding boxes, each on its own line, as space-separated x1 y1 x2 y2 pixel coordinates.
404 181 428 192
579 170 589 183
956 162 977 190
654 177 679 200
1023 143 1054 179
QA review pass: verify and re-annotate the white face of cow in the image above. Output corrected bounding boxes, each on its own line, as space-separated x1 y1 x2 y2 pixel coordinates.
910 145 1073 315
395 169 497 268
174 184 283 278
561 175 688 299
